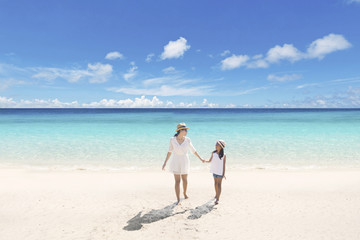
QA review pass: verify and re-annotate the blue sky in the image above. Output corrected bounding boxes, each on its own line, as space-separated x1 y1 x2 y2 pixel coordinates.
0 0 359 108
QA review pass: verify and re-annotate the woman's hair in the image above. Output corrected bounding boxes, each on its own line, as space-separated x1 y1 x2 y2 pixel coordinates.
213 148 224 159
174 130 180 137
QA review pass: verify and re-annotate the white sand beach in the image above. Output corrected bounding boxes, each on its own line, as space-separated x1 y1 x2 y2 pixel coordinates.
1 168 360 240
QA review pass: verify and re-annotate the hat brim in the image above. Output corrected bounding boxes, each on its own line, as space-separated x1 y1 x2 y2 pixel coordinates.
176 127 189 132
217 141 225 149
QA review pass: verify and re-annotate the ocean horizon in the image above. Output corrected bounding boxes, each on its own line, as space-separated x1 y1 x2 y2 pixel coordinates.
1 108 360 171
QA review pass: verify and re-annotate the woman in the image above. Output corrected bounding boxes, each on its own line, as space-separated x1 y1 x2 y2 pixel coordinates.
162 123 204 204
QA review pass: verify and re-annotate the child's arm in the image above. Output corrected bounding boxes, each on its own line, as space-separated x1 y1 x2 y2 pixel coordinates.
222 155 226 179
205 154 213 163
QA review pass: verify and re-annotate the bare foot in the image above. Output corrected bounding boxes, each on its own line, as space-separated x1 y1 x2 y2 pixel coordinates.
184 193 189 199
215 200 219 205
176 200 181 205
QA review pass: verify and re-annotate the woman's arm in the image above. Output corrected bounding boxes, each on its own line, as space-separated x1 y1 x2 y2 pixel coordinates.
222 155 226 179
162 152 172 170
194 152 205 162
189 139 204 162
163 139 174 170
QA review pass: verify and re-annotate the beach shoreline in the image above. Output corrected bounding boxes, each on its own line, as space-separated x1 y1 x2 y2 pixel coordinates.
1 168 360 240
2 163 360 173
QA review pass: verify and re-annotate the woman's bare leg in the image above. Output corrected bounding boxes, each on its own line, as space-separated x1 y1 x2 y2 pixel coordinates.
181 174 189 199
174 174 181 204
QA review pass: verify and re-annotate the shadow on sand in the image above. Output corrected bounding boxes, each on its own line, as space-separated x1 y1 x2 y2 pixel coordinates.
123 199 217 231
187 200 216 219
123 203 186 231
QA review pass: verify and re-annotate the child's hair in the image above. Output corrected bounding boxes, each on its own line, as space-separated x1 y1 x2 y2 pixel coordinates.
213 148 224 159
174 130 180 137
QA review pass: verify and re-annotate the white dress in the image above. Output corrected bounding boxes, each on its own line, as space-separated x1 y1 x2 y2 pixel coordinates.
210 152 225 176
168 137 196 174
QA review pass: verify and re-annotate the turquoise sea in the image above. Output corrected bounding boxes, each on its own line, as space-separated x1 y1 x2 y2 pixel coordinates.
1 108 360 171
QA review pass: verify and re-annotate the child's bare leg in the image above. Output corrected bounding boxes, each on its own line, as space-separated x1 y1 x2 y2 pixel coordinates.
174 174 181 204
214 177 218 198
215 178 223 204
181 174 189 199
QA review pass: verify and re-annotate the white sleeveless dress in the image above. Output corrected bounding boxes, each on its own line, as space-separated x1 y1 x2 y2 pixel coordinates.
168 137 196 175
210 152 225 176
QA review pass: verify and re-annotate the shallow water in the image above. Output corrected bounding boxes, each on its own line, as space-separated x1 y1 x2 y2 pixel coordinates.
1 108 360 170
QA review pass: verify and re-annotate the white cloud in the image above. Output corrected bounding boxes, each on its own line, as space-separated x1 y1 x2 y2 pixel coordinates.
0 95 228 108
220 33 351 70
32 68 88 83
12 91 360 109
0 96 16 107
108 85 212 96
225 103 236 108
172 79 198 86
112 71 209 97
178 102 196 108
221 54 249 70
347 0 360 3
122 72 266 97
266 44 303 63
105 51 124 60
0 63 39 89
87 63 113 83
296 76 360 89
0 63 30 76
267 73 302 82
82 96 165 108
0 96 163 108
235 86 269 96
202 98 219 108
296 83 319 89
252 54 263 60
247 59 269 69
220 50 231 57
306 34 352 59
161 37 190 60
0 96 79 108
6 88 356 109
145 53 155 62
145 76 201 87
123 62 138 82
0 78 27 90
347 86 360 94
142 77 170 87
316 99 326 105
162 66 176 74
32 63 113 83
280 86 360 108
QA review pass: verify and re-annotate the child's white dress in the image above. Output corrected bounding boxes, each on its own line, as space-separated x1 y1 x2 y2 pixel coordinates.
168 137 196 175
210 152 225 176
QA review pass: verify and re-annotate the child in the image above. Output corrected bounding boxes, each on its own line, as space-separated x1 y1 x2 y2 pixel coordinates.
205 140 226 205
